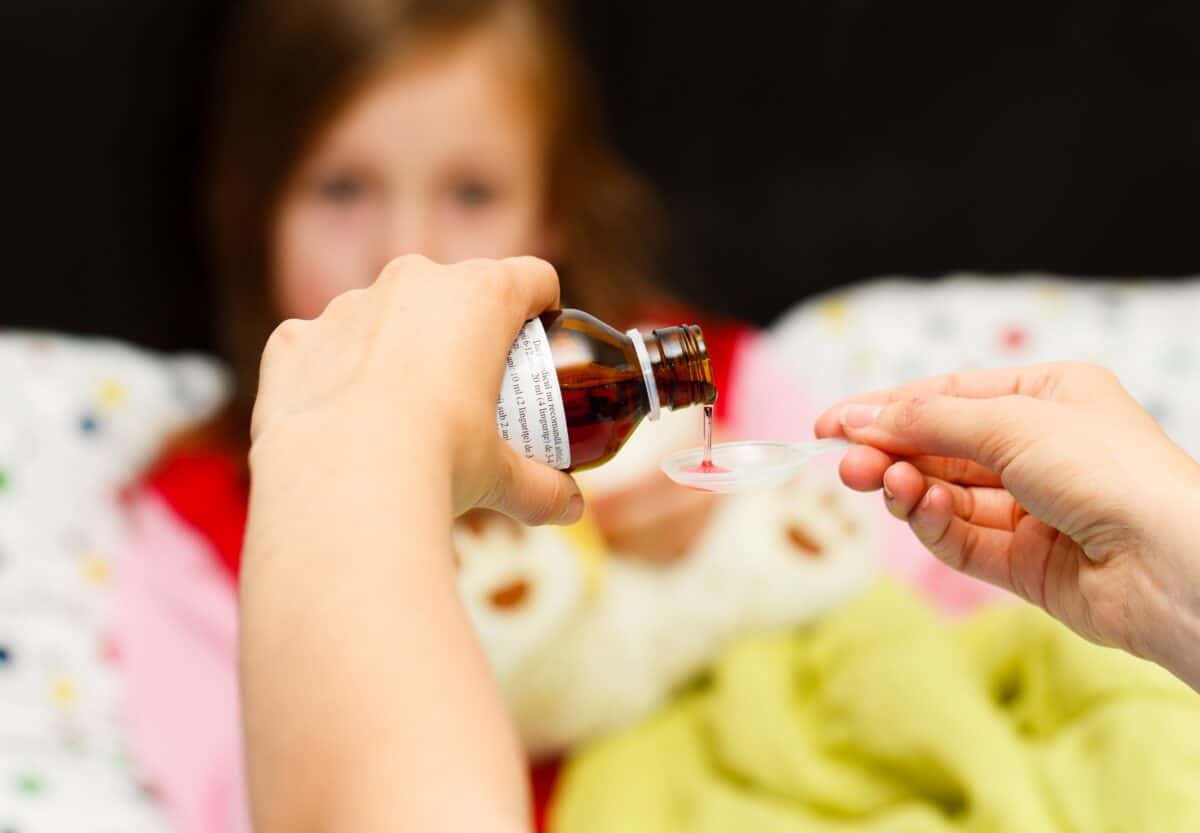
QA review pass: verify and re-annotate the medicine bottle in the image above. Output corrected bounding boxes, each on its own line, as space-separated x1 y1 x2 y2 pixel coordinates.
497 309 716 472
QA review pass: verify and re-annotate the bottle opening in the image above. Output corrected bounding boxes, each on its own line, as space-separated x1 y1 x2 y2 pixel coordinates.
650 325 718 410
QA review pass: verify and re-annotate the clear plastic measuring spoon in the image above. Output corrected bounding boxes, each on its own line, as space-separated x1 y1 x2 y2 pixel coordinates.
661 439 852 493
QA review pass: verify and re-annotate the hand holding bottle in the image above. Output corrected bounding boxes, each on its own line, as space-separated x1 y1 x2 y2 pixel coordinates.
815 362 1200 691
250 254 583 526
243 255 598 833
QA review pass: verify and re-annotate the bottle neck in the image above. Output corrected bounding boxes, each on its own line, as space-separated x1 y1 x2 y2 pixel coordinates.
645 325 717 412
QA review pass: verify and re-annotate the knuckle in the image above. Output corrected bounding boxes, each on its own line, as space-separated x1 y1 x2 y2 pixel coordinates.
380 253 431 285
974 420 1018 470
1059 361 1118 389
322 287 365 318
508 254 554 282
950 457 975 484
1026 366 1063 399
1010 501 1028 530
526 476 566 526
263 318 306 356
890 396 928 432
1086 364 1121 389
387 252 431 272
486 261 520 308
495 257 520 288
941 372 962 398
958 483 977 521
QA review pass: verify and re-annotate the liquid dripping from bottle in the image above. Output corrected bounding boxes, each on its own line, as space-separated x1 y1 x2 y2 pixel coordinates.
682 404 728 475
702 403 713 464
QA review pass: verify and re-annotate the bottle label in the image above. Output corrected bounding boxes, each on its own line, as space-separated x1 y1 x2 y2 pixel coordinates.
496 318 571 470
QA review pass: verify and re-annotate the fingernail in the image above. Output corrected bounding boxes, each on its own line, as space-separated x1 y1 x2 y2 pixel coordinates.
916 487 935 512
559 494 584 525
840 404 881 429
882 464 898 500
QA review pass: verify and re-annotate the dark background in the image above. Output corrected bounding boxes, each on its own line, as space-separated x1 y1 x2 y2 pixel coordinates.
4 0 1200 353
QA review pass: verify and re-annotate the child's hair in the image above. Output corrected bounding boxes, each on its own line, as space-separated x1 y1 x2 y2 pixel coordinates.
206 0 664 425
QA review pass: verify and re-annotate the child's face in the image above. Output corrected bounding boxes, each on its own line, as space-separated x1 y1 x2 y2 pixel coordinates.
272 30 553 319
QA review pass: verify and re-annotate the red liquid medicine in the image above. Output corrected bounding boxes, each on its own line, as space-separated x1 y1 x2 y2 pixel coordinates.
682 404 727 474
682 460 729 475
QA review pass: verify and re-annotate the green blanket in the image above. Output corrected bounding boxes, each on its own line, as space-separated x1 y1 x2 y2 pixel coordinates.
550 582 1200 832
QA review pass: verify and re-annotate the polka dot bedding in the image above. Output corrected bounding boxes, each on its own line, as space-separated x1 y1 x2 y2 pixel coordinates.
769 274 1200 461
0 334 226 831
5 274 1200 827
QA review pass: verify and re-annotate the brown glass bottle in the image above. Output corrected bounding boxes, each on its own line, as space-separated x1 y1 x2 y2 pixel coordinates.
496 309 717 472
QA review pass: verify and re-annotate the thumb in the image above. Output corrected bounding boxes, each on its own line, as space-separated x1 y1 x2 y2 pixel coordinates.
838 394 1053 472
481 444 584 526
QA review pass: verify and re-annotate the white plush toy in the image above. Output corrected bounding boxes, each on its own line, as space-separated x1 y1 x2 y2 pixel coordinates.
457 404 878 759
0 334 227 831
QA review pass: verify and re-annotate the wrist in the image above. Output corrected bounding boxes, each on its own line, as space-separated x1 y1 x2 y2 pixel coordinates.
246 403 455 562
252 390 454 479
1141 589 1200 693
1136 470 1200 691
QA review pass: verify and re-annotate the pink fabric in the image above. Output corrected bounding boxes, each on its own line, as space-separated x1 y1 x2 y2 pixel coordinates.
726 334 1007 616
115 492 251 833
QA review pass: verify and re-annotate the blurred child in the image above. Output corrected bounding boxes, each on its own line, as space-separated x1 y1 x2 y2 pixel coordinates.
204 0 745 561
116 1 751 831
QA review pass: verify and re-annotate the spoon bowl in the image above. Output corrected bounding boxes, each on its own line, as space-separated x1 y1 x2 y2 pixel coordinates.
661 439 851 493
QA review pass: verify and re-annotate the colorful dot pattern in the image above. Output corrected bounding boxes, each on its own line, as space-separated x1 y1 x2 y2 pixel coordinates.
770 275 1200 463
50 675 78 707
78 413 100 436
80 553 112 587
0 333 226 830
97 379 126 412
13 773 45 796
